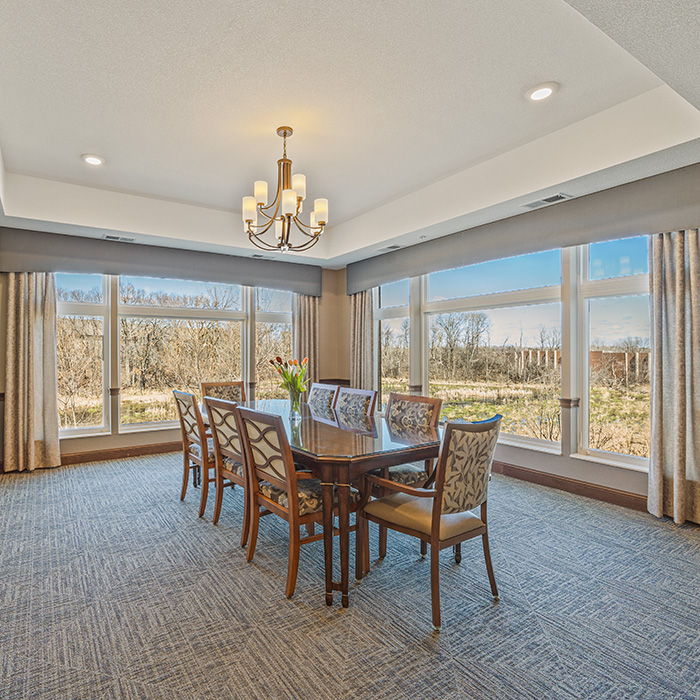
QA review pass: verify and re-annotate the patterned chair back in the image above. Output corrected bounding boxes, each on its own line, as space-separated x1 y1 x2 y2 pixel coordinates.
307 383 340 413
335 387 377 416
203 396 244 464
201 381 246 404
173 390 204 447
235 406 295 496
385 393 442 429
434 416 501 514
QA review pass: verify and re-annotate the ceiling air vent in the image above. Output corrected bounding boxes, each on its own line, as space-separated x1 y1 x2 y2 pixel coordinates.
522 193 572 210
103 234 135 243
251 254 268 259
378 244 402 252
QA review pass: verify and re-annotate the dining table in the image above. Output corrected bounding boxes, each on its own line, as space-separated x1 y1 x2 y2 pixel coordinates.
243 399 442 608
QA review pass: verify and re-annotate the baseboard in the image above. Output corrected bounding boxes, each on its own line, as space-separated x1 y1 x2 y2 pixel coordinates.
492 461 647 512
60 441 182 466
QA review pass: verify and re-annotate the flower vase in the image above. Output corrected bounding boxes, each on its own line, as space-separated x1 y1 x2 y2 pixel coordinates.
288 388 302 422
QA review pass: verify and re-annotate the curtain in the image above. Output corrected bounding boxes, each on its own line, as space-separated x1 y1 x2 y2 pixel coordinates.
293 294 319 385
350 290 373 390
3 272 61 472
648 230 700 525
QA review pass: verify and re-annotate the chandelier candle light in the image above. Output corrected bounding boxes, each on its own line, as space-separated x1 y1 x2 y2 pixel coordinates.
242 126 328 252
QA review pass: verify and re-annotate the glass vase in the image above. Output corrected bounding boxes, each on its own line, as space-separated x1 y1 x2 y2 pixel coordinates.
288 387 302 421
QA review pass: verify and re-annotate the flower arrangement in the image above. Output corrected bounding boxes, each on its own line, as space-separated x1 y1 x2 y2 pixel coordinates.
269 356 308 415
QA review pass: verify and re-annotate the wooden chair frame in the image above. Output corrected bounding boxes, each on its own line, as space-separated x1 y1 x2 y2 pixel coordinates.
359 416 501 630
173 389 214 518
235 405 359 599
203 396 249 544
334 386 378 416
201 380 246 404
379 392 443 557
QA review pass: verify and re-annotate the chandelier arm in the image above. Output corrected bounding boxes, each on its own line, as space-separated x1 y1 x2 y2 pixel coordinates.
246 218 277 235
291 217 325 238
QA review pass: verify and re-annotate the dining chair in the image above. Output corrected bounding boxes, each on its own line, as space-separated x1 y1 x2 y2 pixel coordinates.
203 396 249 544
307 382 340 413
359 415 502 630
334 386 377 416
235 405 362 598
201 380 246 404
377 392 443 557
172 389 214 518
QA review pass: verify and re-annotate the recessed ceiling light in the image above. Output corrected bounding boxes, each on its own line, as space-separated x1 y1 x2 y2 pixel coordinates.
81 153 105 166
526 82 559 101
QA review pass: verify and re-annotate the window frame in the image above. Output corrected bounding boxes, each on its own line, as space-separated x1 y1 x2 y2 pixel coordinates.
56 275 111 437
577 245 650 468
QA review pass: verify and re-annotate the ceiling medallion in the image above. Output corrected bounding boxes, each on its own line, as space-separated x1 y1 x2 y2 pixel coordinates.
242 126 328 253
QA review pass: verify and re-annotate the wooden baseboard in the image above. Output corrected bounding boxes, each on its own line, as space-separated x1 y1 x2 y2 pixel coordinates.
60 441 182 466
492 461 647 512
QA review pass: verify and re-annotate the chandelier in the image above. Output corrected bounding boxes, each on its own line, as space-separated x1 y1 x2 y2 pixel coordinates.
242 126 328 252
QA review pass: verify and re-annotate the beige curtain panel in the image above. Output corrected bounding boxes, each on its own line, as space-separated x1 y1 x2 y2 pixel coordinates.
350 290 373 390
292 294 319 385
648 230 700 525
3 272 61 472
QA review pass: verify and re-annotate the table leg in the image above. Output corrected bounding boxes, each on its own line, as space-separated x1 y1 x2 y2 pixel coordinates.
321 480 334 606
337 480 350 608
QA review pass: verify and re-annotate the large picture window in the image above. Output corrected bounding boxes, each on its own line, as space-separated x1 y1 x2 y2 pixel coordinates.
255 288 293 399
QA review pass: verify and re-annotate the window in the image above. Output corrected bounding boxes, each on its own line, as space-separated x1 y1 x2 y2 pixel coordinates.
256 288 293 399
118 276 244 426
589 236 649 280
424 253 561 443
427 304 561 441
427 249 561 302
376 281 410 407
378 279 409 308
56 274 108 434
586 296 650 457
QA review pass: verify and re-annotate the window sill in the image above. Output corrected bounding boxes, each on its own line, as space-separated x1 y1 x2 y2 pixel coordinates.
497 434 561 455
119 421 179 434
60 430 112 440
570 451 649 473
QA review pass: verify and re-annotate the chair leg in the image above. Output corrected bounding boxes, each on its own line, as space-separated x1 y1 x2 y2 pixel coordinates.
379 525 387 559
355 513 366 580
213 470 224 525
286 523 301 598
240 485 250 548
180 453 189 500
454 543 461 564
420 540 427 558
198 466 210 518
482 531 499 600
246 497 260 563
430 543 441 631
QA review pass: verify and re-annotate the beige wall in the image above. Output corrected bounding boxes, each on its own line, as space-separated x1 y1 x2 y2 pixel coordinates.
318 268 351 382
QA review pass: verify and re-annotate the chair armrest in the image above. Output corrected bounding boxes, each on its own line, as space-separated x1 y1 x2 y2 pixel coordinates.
365 474 436 498
295 471 316 480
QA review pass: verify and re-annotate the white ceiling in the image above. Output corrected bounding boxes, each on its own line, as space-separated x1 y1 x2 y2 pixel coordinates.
1 0 699 268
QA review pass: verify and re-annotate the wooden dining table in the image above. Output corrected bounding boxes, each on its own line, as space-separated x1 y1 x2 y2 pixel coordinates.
247 399 442 608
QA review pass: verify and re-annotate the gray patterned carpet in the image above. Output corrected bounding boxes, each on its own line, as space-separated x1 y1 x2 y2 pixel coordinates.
1 454 699 700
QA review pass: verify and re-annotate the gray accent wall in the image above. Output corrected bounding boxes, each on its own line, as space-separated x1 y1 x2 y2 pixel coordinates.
347 162 700 293
0 227 322 296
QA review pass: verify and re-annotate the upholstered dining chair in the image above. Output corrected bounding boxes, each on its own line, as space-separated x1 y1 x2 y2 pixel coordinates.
235 405 362 598
173 389 214 518
359 415 502 630
377 392 443 557
203 396 248 543
307 383 340 414
334 387 377 416
201 380 246 404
